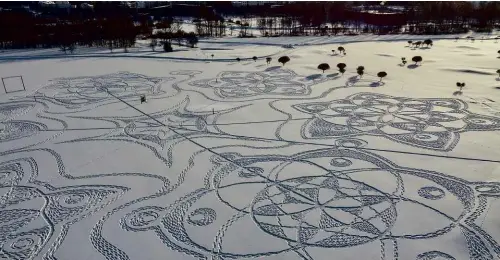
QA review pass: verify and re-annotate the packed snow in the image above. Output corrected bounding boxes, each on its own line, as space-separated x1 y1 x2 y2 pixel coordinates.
1 33 500 260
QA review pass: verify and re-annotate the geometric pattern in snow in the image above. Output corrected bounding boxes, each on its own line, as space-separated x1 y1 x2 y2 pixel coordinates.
39 71 172 111
0 149 129 260
118 145 500 259
189 68 331 99
0 100 66 146
1 68 500 260
0 101 40 143
60 96 248 168
293 93 500 151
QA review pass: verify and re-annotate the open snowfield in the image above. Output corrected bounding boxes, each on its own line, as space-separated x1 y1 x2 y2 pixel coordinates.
1 34 500 260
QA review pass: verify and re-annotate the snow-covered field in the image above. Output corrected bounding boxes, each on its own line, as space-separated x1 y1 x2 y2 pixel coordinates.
1 34 500 260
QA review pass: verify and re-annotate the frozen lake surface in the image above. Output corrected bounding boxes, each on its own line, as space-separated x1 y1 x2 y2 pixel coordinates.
1 34 500 259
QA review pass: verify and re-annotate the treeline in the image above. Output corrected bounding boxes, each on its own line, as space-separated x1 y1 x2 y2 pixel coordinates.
235 1 500 36
0 1 499 50
186 1 500 38
0 12 144 50
404 1 500 34
0 10 199 52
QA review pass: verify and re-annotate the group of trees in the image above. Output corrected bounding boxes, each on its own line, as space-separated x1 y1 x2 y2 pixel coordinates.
233 55 285 65
234 56 260 62
316 63 387 82
1 1 499 51
230 2 500 37
406 2 499 34
408 39 434 48
150 18 199 52
193 15 226 37
174 2 499 38
333 46 346 55
0 12 142 51
0 8 201 52
400 56 423 66
222 2 499 38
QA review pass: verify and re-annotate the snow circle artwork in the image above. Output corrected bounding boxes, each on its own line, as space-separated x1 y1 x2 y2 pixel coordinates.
1 38 500 260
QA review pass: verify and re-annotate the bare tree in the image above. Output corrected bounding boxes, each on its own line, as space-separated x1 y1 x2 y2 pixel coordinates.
149 38 157 51
60 45 67 54
68 44 76 54
171 19 183 35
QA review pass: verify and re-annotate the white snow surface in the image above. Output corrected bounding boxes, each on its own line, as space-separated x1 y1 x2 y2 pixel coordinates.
1 34 500 260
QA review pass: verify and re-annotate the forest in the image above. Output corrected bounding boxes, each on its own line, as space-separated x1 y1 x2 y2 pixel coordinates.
0 1 498 50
